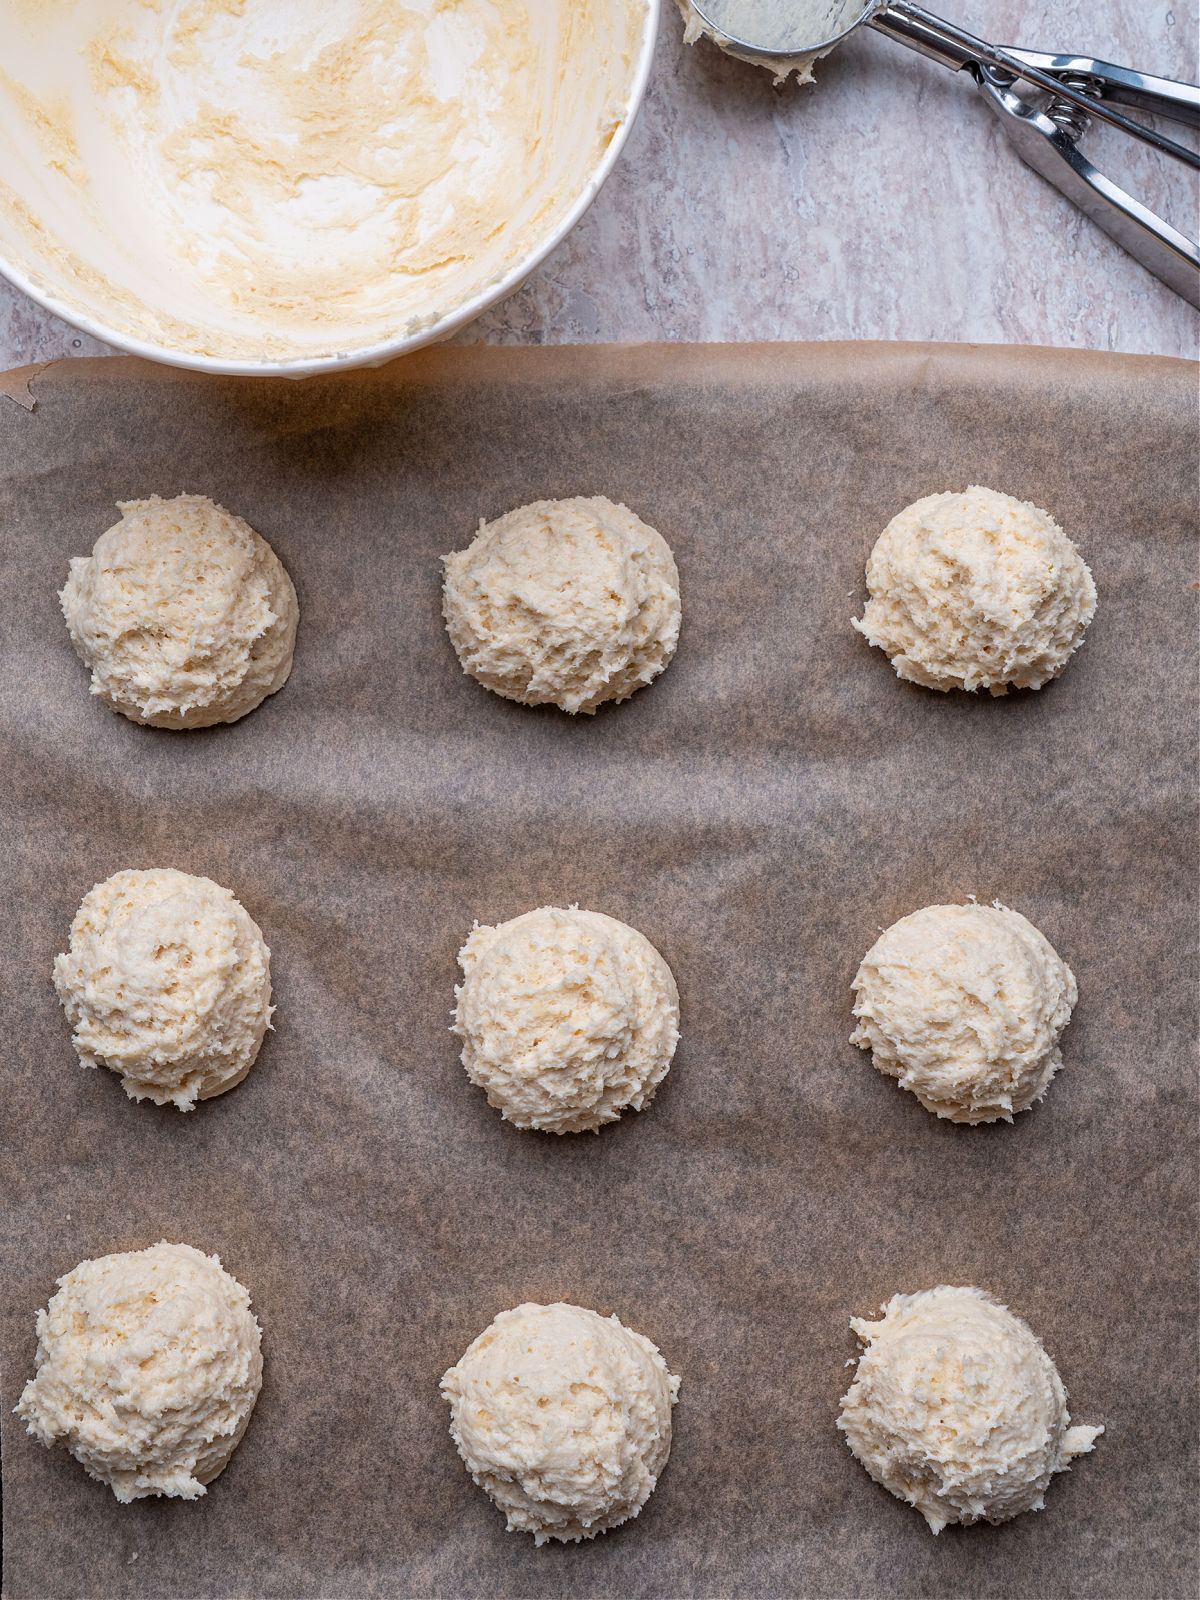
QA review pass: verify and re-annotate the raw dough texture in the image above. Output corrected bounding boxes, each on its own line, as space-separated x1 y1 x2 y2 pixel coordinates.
838 1285 1102 1533
852 486 1096 693
850 901 1076 1124
453 905 679 1134
60 494 299 728
53 868 273 1111
441 1301 680 1544
16 1241 263 1503
442 496 680 714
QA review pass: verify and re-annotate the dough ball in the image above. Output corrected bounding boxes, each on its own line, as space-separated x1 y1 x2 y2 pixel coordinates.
441 1301 680 1544
838 1285 1102 1533
453 905 679 1134
850 902 1076 1124
442 496 680 714
16 1241 263 1503
53 868 273 1111
852 486 1096 694
60 493 299 728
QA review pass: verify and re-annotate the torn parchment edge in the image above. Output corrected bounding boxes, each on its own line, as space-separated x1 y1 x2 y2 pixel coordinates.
0 361 55 413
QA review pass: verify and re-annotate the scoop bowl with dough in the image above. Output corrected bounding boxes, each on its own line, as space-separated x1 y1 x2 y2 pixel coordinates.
852 486 1097 694
53 867 273 1110
441 1301 680 1544
0 0 657 374
442 496 681 715
850 900 1077 1124
61 494 299 729
675 0 862 82
453 905 679 1133
838 1285 1102 1533
16 1241 263 1503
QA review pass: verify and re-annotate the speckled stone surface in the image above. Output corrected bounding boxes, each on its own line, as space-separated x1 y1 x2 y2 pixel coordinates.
1 0 1196 368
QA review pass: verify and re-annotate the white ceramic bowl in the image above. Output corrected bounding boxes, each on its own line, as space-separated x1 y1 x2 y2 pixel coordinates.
0 0 658 376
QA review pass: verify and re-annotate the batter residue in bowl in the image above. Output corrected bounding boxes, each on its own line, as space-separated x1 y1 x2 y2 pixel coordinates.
0 0 645 361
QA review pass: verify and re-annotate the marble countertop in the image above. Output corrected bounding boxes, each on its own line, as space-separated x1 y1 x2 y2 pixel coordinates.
2 0 1196 370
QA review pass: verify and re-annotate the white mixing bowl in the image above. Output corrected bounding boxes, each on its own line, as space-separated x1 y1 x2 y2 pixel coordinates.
0 0 658 375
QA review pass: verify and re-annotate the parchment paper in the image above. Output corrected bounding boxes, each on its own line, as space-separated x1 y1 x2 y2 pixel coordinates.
0 342 1195 1600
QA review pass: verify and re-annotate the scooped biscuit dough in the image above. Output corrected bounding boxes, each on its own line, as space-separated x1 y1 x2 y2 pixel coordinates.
442 496 680 714
441 1301 680 1544
54 868 273 1111
60 494 298 728
453 905 679 1134
16 1241 263 1503
852 486 1096 693
838 1286 1102 1533
850 901 1076 1124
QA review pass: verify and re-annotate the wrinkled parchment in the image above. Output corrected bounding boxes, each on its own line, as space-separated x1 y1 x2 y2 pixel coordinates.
1 343 1195 1599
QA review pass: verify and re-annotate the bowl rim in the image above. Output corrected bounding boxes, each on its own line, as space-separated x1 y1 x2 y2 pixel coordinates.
0 0 660 378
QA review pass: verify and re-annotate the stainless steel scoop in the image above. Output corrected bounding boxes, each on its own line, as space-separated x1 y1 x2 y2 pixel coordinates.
691 1 1200 306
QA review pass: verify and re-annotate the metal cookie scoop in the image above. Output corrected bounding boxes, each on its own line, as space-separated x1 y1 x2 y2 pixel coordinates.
690 0 1200 306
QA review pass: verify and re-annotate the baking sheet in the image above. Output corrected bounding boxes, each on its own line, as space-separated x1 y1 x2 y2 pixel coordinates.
0 342 1195 1600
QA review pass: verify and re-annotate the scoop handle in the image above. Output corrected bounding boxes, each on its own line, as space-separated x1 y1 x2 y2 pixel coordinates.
864 1 985 72
1001 50 1200 129
976 68 1200 309
870 3 1199 166
867 0 1200 304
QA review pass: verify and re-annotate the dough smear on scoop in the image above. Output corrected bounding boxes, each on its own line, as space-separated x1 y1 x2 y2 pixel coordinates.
453 905 679 1133
442 495 680 714
851 901 1076 1123
60 493 298 728
852 485 1096 693
441 1301 680 1544
54 868 273 1110
16 1241 262 1503
674 0 858 82
838 1285 1102 1532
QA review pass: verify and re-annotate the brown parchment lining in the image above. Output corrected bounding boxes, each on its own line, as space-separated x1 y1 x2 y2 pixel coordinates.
0 342 1195 1599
